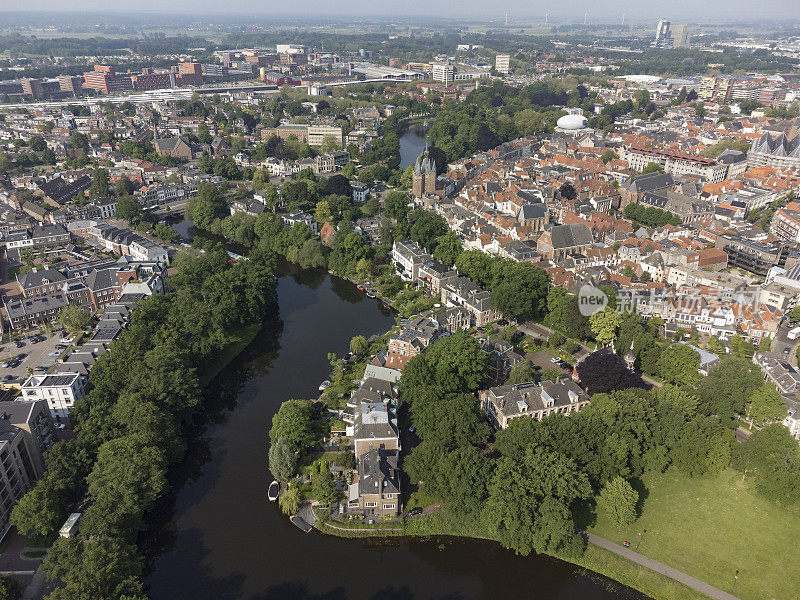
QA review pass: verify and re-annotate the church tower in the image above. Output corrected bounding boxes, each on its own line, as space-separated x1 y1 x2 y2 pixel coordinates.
412 147 437 198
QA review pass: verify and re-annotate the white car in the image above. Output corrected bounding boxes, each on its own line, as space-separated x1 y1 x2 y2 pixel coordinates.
550 357 560 363
48 351 61 357
60 337 75 345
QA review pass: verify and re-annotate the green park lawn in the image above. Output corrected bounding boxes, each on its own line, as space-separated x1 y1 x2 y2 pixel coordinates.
589 468 800 600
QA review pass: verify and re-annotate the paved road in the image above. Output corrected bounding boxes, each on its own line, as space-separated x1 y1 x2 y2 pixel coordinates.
585 533 740 600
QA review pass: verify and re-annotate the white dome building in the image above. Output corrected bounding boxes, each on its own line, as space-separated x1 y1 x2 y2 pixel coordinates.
556 114 589 131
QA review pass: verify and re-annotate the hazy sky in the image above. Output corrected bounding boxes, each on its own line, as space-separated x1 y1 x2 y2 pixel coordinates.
2 0 799 20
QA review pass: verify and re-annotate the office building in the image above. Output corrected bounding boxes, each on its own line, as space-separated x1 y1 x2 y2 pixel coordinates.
495 54 511 75
21 78 43 99
671 24 691 48
622 146 727 183
82 66 133 94
653 19 673 48
57 76 84 94
432 62 455 86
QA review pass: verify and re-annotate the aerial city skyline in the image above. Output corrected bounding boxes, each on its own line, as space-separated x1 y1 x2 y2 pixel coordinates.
0 8 797 600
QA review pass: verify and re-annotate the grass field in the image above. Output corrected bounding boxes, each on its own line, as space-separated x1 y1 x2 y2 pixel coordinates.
589 469 800 600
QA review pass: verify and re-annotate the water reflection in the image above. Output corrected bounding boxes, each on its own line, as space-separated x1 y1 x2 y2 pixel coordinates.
144 263 647 600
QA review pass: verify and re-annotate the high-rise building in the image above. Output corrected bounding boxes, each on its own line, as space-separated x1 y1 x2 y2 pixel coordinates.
178 62 203 76
671 24 691 48
130 72 173 91
653 19 673 48
82 65 133 94
57 75 83 94
0 400 55 540
432 62 454 86
21 78 43 99
495 54 511 75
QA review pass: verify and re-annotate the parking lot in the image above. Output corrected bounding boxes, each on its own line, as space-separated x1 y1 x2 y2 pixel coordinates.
0 332 67 383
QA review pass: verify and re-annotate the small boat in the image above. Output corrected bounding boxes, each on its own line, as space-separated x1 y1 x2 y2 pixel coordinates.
318 380 332 392
268 480 280 502
367 292 375 298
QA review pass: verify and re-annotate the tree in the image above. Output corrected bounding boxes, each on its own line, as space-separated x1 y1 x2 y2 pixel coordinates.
115 176 135 197
59 305 92 333
747 382 787 427
541 367 563 382
490 262 550 322
269 400 313 449
70 131 89 150
589 308 622 347
597 476 638 527
349 335 368 358
482 449 590 556
0 574 23 600
312 468 338 505
268 437 297 482
115 196 142 222
559 182 577 200
400 331 489 401
575 351 636 395
426 146 449 175
508 360 535 384
90 168 109 198
696 357 763 428
279 485 301 515
601 149 616 163
476 123 500 151
732 424 800 505
29 135 46 152
432 230 462 266
641 162 664 175
657 344 700 385
320 134 341 153
384 191 409 221
42 535 143 600
326 174 352 198
790 305 800 324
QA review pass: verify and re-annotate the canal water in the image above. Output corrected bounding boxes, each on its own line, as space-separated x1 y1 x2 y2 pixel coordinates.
399 124 429 170
144 259 646 600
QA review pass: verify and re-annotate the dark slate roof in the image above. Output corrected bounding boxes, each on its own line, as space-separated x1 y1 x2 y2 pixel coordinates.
518 203 547 220
17 268 67 289
38 175 92 205
549 223 594 249
358 448 400 496
623 172 674 194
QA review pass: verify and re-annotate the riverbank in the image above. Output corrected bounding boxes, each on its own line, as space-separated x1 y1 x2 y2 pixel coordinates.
201 323 262 385
313 511 710 600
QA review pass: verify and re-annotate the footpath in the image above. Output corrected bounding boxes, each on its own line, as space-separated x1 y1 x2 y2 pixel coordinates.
585 533 740 600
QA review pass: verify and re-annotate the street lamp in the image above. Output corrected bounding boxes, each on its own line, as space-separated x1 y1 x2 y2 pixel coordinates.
732 569 739 593
635 529 646 552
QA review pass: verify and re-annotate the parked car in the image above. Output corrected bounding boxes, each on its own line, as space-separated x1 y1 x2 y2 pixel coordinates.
60 337 76 345
550 357 560 363
408 507 423 516
54 423 66 430
48 351 61 357
14 341 24 348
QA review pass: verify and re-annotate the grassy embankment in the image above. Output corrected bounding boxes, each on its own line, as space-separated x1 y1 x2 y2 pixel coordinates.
316 468 800 600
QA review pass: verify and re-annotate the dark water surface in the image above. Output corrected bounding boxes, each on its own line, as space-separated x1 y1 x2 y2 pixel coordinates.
399 125 429 170
145 261 646 600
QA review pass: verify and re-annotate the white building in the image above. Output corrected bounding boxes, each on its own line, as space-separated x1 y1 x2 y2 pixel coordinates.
21 373 86 420
495 54 510 75
432 63 454 86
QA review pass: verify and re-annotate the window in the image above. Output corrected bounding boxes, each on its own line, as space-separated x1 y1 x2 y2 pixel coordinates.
383 504 395 510
364 502 377 508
